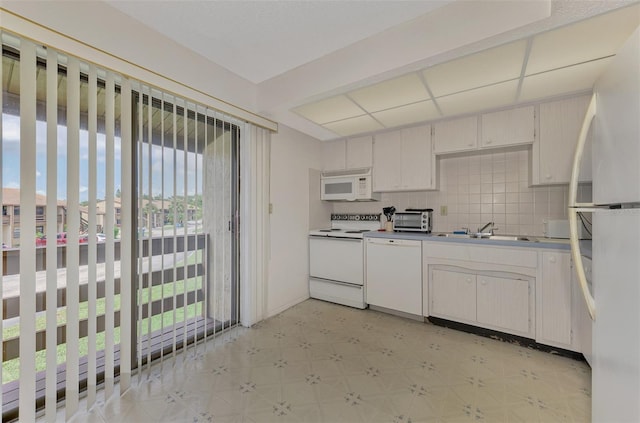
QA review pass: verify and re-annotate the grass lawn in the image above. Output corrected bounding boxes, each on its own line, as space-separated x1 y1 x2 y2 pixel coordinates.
2 251 205 383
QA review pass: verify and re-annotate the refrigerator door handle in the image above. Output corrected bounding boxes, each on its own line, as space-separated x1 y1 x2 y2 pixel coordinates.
568 93 596 320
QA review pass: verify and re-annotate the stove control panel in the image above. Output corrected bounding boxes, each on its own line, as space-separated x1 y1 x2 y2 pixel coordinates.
331 213 381 222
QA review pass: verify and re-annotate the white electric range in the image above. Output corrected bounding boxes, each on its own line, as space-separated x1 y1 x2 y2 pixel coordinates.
309 213 381 308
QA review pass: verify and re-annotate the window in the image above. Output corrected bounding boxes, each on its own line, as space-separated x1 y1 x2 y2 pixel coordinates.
35 206 44 216
13 206 19 215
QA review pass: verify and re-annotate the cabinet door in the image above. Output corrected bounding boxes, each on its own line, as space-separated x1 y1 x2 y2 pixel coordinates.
574 256 592 364
401 125 435 190
537 251 573 348
430 269 476 323
346 136 373 169
481 106 535 148
535 95 592 185
373 131 402 192
477 275 532 337
321 139 346 171
433 116 478 154
366 239 422 315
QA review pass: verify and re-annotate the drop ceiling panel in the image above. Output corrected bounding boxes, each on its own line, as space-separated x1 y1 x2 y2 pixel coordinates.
520 58 612 102
526 5 640 75
293 95 363 124
372 101 440 127
424 40 527 97
348 73 429 113
437 80 519 116
322 115 384 137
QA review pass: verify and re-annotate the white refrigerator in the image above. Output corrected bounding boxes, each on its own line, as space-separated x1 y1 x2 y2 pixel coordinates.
569 27 640 422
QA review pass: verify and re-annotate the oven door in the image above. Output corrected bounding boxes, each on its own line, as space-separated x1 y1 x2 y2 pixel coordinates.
309 236 363 285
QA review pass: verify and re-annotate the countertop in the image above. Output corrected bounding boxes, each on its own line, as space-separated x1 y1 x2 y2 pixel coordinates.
364 230 574 251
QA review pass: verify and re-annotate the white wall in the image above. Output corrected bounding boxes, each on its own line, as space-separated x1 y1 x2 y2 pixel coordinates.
334 148 592 237
268 125 324 317
1 1 257 112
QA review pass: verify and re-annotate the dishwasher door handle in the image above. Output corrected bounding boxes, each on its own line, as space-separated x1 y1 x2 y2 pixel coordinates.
368 238 420 247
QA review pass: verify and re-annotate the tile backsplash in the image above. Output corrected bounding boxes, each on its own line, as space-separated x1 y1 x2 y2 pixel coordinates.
333 148 592 237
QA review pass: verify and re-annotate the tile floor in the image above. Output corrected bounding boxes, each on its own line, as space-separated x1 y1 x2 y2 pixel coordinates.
55 299 591 422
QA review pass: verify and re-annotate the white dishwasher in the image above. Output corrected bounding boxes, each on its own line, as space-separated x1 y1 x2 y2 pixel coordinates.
366 238 422 316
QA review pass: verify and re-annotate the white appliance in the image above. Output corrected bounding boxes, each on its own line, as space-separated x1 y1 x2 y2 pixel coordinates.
320 168 380 202
366 238 422 315
569 27 640 422
393 209 434 233
543 219 585 239
309 213 381 309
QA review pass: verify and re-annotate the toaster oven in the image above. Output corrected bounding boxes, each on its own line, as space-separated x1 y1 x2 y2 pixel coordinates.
393 209 433 232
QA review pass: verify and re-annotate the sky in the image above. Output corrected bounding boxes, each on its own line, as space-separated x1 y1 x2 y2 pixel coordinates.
2 114 203 202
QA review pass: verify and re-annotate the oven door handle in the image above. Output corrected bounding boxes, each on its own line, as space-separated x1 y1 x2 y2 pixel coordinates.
309 236 362 242
310 277 363 287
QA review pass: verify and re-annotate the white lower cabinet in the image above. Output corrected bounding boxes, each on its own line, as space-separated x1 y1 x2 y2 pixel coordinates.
536 250 591 354
576 256 593 365
429 267 533 338
536 251 573 348
430 269 476 323
366 238 422 315
423 241 585 354
477 275 531 336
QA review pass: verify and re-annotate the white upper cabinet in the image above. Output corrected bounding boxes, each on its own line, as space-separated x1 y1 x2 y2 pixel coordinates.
320 139 346 171
346 135 373 169
401 125 435 190
533 94 592 185
321 136 374 171
481 105 535 148
372 130 402 191
373 124 435 192
433 116 478 154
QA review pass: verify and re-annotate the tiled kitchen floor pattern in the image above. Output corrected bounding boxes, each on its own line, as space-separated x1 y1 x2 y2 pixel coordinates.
56 299 591 422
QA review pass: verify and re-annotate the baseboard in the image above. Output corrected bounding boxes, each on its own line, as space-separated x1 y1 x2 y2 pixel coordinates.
266 294 310 319
428 316 586 362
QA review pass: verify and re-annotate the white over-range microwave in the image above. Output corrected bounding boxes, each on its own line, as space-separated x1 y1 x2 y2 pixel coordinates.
320 168 380 202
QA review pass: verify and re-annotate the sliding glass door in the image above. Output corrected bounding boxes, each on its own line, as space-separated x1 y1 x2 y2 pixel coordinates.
134 88 240 370
0 30 241 421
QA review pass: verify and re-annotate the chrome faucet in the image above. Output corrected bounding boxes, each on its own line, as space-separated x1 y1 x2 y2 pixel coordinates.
477 221 496 237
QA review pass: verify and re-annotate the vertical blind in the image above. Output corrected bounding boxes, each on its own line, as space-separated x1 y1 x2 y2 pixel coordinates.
0 27 266 421
1 32 133 421
134 85 240 377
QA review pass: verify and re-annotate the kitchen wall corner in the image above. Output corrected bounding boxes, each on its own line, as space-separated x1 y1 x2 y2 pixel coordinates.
309 169 332 229
269 124 324 317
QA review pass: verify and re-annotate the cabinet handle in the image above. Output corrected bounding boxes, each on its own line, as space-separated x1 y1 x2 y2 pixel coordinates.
466 278 472 283
545 174 552 180
480 280 487 285
549 256 556 263
467 142 474 147
486 139 492 145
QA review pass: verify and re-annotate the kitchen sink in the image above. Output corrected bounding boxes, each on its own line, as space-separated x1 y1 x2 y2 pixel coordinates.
485 235 537 242
436 233 473 238
436 233 537 242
